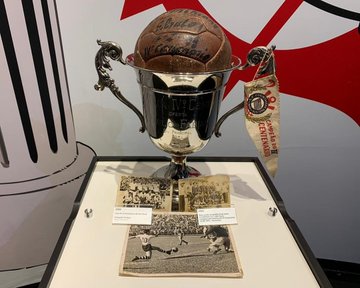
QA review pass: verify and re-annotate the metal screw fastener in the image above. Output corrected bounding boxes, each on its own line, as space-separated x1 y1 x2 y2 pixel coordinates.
84 208 93 218
268 207 278 217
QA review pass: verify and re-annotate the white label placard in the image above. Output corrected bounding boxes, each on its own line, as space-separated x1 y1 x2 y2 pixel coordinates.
197 208 238 225
112 207 152 225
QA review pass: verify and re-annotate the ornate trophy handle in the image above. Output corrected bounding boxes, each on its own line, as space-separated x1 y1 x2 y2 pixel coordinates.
94 40 145 133
214 102 244 137
214 46 276 137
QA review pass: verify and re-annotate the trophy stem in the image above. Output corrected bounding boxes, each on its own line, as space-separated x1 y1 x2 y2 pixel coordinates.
151 156 200 180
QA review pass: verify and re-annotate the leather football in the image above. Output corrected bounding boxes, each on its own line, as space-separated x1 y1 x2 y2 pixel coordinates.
133 9 232 72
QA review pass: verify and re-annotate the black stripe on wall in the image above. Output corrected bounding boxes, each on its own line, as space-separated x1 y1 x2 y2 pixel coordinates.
0 126 10 167
0 0 38 163
22 0 58 153
41 0 68 143
304 0 360 22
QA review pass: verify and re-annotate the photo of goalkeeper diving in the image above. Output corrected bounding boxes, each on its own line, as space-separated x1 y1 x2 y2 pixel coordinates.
119 212 243 278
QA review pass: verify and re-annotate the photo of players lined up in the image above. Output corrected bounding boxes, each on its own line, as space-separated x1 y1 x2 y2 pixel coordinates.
116 176 173 211
119 213 243 278
178 175 231 212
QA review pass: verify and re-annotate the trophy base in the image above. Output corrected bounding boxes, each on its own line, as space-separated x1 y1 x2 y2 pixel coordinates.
151 157 201 180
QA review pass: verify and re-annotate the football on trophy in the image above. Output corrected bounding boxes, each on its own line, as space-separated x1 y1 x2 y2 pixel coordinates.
133 9 232 72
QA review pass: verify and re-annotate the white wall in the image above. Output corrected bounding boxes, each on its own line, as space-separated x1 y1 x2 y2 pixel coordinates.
55 0 360 263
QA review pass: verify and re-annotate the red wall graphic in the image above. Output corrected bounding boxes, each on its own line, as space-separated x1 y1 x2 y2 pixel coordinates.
121 0 360 125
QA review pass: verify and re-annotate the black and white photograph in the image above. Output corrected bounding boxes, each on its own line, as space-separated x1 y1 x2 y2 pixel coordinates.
119 213 243 278
116 176 173 211
178 175 231 212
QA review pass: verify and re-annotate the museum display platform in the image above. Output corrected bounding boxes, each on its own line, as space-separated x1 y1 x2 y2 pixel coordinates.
38 156 332 288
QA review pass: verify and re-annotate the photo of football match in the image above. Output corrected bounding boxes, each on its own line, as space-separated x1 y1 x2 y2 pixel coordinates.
120 213 243 277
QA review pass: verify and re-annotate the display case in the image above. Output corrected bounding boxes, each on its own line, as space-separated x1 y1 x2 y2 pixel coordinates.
39 156 332 288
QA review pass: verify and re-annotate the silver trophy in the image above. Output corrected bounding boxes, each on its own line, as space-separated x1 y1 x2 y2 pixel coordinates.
95 40 274 179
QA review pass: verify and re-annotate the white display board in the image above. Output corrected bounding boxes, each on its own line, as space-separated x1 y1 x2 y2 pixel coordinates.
40 158 331 288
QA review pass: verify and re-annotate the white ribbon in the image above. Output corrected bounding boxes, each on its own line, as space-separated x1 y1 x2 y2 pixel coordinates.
244 74 280 176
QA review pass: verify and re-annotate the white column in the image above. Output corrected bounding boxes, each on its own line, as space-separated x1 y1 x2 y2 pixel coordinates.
0 0 77 185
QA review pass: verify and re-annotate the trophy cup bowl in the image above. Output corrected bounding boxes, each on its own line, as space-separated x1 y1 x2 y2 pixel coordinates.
94 40 240 179
128 54 241 179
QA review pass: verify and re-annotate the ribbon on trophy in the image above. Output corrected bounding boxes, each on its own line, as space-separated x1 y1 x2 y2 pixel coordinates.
244 47 280 176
